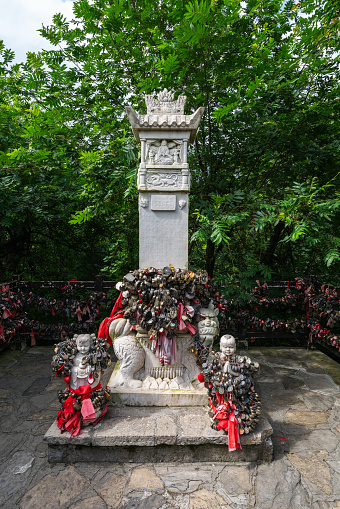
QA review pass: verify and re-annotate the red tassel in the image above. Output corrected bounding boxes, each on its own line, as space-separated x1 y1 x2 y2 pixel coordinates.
186 323 196 335
216 392 224 406
227 412 241 451
211 397 241 452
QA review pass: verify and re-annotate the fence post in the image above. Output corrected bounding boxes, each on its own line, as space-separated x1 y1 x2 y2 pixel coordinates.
237 322 246 341
94 275 103 292
10 275 21 289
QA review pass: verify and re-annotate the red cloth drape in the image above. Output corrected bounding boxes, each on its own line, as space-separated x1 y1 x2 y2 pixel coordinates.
97 292 125 345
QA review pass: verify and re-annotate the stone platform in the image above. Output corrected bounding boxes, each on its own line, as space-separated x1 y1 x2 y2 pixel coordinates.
44 405 273 464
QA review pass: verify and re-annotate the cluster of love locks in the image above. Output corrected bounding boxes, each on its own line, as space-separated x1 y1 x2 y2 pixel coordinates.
219 277 339 353
1 276 339 355
0 284 115 346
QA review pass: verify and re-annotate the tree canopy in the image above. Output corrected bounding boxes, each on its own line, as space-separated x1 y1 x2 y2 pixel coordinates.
1 0 339 284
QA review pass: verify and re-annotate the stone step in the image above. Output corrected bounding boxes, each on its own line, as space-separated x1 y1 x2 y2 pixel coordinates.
109 387 208 406
44 406 273 464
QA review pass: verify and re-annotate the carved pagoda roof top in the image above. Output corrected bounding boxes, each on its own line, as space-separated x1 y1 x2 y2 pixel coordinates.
125 89 205 144
145 89 186 115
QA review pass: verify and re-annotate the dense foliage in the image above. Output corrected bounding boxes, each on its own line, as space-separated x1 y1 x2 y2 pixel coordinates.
0 0 339 284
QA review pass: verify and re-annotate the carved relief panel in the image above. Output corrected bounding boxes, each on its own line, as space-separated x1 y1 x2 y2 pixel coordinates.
146 139 183 165
146 172 183 188
138 168 190 191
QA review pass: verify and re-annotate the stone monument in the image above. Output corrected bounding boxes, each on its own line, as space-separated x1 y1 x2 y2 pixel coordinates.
107 90 207 405
45 90 273 463
125 89 205 269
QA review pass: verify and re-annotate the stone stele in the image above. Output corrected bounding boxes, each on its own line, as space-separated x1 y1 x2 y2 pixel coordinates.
125 89 205 270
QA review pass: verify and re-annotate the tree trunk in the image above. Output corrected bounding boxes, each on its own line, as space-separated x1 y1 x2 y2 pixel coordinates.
205 238 215 277
260 220 285 267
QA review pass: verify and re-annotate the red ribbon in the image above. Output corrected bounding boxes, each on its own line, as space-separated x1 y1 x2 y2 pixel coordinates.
30 329 36 346
210 397 241 452
152 330 177 365
56 383 102 436
61 278 78 290
0 322 5 342
177 302 186 331
110 292 124 318
2 308 11 319
177 303 196 335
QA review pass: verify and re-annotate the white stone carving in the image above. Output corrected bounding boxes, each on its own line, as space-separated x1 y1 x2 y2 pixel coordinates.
125 90 205 144
178 200 187 209
146 173 182 188
125 89 204 269
70 334 100 390
109 318 145 389
198 302 220 347
148 147 156 164
109 319 201 393
139 197 149 208
172 146 181 164
155 140 173 164
145 139 183 165
145 89 186 115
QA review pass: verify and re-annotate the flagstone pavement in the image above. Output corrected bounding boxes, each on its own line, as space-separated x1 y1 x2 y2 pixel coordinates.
0 344 339 509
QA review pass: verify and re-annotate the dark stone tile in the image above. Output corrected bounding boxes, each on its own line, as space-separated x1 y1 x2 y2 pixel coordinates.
121 494 168 509
22 376 51 396
282 376 305 390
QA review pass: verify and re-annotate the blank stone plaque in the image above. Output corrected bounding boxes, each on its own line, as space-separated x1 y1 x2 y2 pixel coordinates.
139 191 188 268
151 194 176 211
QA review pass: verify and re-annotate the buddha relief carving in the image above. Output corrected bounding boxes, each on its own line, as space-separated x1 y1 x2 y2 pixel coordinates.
146 140 182 165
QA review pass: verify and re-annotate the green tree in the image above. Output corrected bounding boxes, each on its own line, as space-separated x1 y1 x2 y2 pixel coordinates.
0 43 115 280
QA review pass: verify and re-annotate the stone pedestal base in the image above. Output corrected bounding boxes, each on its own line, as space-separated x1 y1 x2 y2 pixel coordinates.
108 331 203 406
45 407 273 464
110 387 208 406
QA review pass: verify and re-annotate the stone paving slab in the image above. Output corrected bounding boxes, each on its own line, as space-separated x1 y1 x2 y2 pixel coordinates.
1 345 340 508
